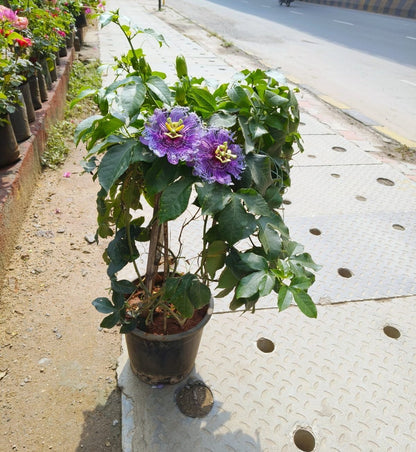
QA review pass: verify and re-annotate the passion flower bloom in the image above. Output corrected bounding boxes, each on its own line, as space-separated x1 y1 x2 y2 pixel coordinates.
193 129 245 185
141 107 203 165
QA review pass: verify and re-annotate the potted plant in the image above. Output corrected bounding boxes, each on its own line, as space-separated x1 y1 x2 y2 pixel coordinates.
73 11 320 385
0 86 20 167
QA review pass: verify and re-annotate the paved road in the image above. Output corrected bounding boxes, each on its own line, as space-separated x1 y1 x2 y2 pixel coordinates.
168 0 416 145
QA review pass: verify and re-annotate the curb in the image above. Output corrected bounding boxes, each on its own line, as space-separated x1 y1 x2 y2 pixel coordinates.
317 93 416 148
288 75 416 149
299 0 415 18
0 49 75 286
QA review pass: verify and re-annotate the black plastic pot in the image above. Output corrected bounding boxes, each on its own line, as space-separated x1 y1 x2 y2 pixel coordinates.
0 115 20 168
37 70 48 102
66 29 75 48
18 82 35 123
75 11 88 28
50 60 57 83
125 299 213 385
40 59 52 90
10 93 31 142
28 75 42 110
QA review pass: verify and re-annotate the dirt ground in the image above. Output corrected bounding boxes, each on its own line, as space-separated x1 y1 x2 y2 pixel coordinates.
0 7 414 452
0 28 121 452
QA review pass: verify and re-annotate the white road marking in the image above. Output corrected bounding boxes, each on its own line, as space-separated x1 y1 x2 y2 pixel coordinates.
400 79 416 87
406 36 416 40
261 4 271 7
333 19 354 26
290 10 304 15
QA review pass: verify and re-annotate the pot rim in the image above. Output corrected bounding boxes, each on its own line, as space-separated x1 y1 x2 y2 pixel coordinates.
127 297 214 342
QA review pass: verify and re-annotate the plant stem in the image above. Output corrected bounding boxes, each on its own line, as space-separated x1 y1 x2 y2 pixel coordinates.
145 193 161 294
163 222 169 280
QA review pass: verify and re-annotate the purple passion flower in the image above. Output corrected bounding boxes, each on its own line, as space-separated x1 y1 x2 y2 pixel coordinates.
193 129 245 185
141 107 203 165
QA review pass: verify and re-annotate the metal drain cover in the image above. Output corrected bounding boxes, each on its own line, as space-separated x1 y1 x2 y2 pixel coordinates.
176 380 214 418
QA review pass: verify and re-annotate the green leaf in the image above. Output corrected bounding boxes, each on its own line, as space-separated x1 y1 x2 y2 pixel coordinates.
227 84 252 108
146 76 171 105
111 279 137 295
159 177 193 223
112 291 127 309
245 154 273 195
88 115 126 150
237 189 272 216
290 252 322 272
265 90 289 107
144 158 179 196
142 27 167 47
74 114 103 144
92 297 116 314
196 183 232 216
100 311 121 329
208 112 236 129
240 252 268 271
217 266 239 289
118 81 146 117
291 289 317 318
258 221 282 259
98 141 136 192
188 279 211 309
70 88 97 109
189 87 217 112
216 196 256 245
164 275 193 318
225 248 254 279
238 117 255 152
229 296 246 311
107 228 139 277
204 241 227 278
265 186 283 209
99 11 116 28
290 276 313 290
278 285 293 311
258 214 289 238
248 120 268 139
258 272 275 297
120 321 138 334
236 271 266 298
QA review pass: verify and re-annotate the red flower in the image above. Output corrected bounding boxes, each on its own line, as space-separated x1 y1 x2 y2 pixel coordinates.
15 37 32 47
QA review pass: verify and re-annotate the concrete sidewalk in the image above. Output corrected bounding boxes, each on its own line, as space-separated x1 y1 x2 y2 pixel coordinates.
99 1 416 450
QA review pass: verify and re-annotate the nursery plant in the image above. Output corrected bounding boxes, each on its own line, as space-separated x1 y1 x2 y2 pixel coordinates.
73 10 320 336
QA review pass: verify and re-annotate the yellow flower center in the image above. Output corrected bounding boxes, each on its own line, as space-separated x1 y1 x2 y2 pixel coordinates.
215 142 237 163
164 117 185 139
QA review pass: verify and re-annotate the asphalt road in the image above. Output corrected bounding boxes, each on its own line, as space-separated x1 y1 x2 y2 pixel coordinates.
168 0 416 145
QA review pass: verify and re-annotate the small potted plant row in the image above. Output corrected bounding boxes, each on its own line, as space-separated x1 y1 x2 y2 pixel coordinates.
0 0 104 168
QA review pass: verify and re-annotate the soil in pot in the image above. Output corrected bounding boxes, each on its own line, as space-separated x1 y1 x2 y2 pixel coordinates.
129 293 209 336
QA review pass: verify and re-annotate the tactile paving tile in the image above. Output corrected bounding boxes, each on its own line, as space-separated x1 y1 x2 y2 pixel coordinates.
298 112 335 135
284 164 416 216
285 212 416 303
118 297 416 452
292 134 380 166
